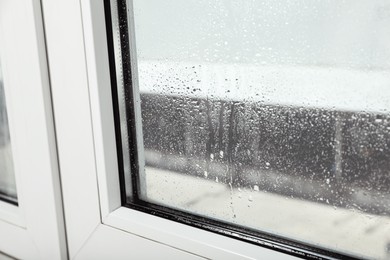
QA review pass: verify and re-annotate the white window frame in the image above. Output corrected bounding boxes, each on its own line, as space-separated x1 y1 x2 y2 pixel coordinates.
43 0 297 258
0 1 66 259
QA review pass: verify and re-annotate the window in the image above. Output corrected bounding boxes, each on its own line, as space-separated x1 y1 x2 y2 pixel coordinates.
108 0 390 259
0 1 66 258
0 60 17 204
26 0 389 258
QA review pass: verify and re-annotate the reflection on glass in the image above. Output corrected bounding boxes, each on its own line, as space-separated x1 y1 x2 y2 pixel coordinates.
0 60 17 203
130 0 390 258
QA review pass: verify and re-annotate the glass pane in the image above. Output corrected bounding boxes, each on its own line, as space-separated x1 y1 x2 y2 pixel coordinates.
0 59 17 203
128 0 390 258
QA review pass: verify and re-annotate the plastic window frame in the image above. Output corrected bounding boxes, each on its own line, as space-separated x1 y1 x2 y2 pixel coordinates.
42 0 364 258
76 0 362 258
0 1 67 259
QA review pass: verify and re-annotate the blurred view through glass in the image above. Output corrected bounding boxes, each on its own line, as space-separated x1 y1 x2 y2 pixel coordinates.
128 0 390 258
0 58 17 202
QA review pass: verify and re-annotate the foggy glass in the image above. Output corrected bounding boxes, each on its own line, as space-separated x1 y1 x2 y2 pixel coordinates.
129 0 390 258
0 59 17 202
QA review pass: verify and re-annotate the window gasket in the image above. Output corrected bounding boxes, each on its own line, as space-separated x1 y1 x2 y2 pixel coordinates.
104 0 361 259
0 192 17 206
